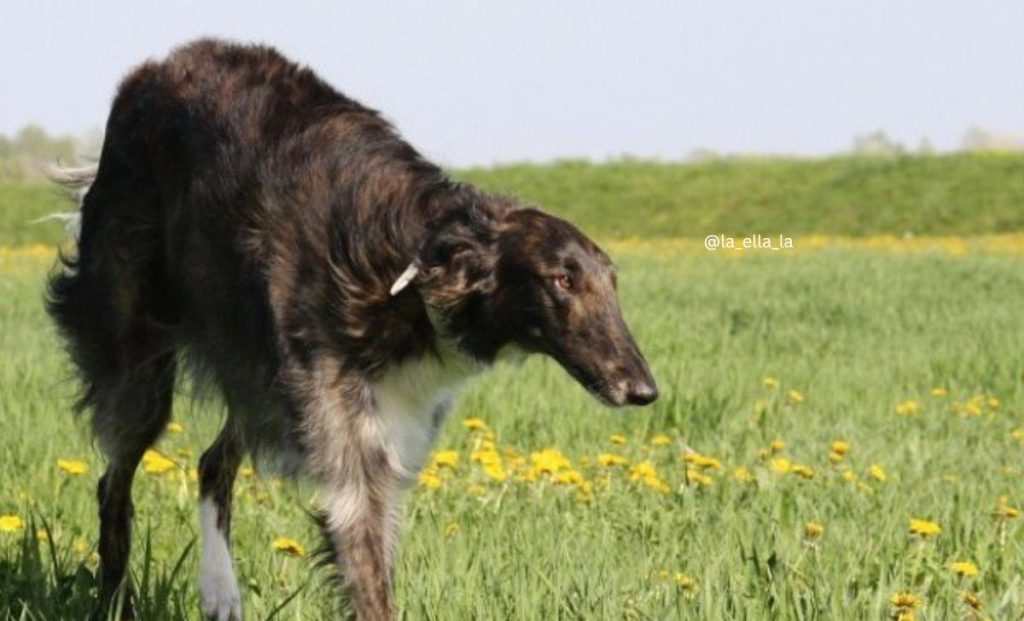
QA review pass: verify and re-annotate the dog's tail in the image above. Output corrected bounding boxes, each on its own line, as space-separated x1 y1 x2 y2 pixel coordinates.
35 163 98 242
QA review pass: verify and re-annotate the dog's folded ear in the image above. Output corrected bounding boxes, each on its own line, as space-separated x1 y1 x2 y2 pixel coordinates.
400 203 502 305
390 262 420 296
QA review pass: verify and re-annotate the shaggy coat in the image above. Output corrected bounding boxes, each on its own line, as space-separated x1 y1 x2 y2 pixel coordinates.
47 39 657 620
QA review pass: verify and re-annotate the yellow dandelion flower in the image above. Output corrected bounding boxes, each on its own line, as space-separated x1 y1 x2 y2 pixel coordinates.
629 462 671 494
895 399 921 416
609 433 627 445
963 402 983 417
57 459 89 476
554 469 584 485
576 480 594 503
0 515 25 533
791 464 815 480
598 453 629 467
35 528 49 542
630 461 659 481
842 468 856 483
418 470 442 489
830 440 850 456
471 448 500 465
931 387 948 397
763 377 779 390
483 462 508 482
950 561 979 578
683 452 721 470
1011 428 1024 443
141 450 176 474
769 439 786 453
993 497 1020 519
827 452 844 464
961 591 983 611
787 389 805 405
73 539 89 555
674 572 699 596
443 522 460 539
431 450 459 469
685 468 713 487
804 521 824 539
530 449 572 475
166 421 184 433
732 467 755 483
647 478 672 495
770 457 792 473
463 418 488 431
987 396 1001 410
649 434 671 446
869 464 887 483
999 506 1020 518
889 592 923 610
909 518 941 537
272 537 305 557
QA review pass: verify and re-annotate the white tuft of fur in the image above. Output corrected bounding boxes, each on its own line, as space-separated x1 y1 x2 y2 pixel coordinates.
369 342 482 481
36 163 97 242
198 499 242 621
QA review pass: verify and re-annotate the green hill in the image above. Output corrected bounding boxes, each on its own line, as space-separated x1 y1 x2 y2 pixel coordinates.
459 152 1024 239
2 153 1023 247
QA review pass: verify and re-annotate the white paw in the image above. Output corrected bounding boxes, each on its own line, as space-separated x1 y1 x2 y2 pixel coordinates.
198 499 243 620
200 571 242 620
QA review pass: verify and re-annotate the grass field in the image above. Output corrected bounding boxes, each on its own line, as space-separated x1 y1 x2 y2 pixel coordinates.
3 160 1024 620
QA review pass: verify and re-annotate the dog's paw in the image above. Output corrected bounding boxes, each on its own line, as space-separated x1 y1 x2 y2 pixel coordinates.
200 569 242 620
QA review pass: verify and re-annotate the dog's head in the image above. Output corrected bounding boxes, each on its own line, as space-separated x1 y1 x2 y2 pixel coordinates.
392 203 658 407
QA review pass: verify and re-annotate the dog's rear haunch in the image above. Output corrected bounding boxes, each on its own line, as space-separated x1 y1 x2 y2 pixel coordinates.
47 39 657 621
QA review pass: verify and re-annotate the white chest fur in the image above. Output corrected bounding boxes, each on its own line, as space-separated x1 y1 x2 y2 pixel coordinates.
370 348 482 480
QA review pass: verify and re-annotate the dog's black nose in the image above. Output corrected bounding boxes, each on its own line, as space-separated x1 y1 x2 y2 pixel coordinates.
626 381 659 406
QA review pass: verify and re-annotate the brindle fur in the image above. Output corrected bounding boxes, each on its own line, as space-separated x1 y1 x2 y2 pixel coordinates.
47 39 657 620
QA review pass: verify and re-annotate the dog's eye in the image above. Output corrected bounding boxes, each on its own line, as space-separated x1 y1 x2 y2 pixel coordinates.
553 274 573 291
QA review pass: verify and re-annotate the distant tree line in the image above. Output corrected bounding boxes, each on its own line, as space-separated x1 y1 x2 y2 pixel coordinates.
1 123 1022 180
850 127 1023 157
0 124 102 180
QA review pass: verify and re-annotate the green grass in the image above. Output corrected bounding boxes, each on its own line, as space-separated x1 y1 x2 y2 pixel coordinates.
3 152 1024 247
4 242 1024 619
2 156 1024 619
0 182 69 247
459 152 1024 239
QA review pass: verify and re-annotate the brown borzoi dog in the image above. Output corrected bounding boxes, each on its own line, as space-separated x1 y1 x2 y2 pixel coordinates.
47 39 658 620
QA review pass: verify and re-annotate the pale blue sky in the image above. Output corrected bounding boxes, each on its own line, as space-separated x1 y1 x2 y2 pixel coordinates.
1 1 1021 166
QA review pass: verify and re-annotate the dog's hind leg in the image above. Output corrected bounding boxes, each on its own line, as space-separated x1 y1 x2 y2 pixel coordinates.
46 180 178 618
197 423 245 621
92 347 177 620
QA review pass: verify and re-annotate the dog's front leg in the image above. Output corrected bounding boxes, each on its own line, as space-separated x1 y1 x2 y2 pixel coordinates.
322 469 402 621
299 369 402 621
